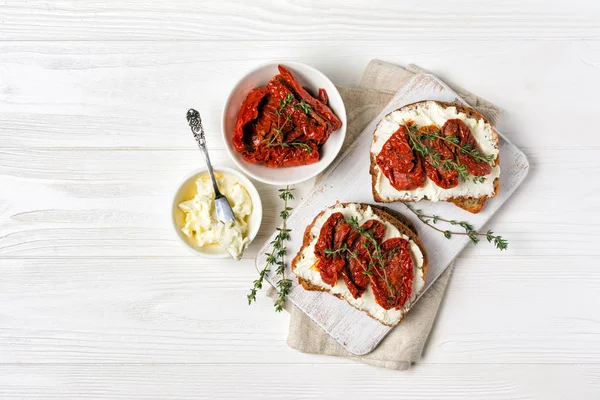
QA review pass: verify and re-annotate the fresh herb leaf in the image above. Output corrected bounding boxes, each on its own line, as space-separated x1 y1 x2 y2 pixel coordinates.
323 215 395 298
404 203 508 251
324 244 349 256
294 99 312 114
248 186 295 311
265 97 315 153
404 121 495 182
278 93 294 111
280 141 313 153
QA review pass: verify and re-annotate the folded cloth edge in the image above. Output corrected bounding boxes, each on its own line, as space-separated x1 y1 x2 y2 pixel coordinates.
264 60 502 370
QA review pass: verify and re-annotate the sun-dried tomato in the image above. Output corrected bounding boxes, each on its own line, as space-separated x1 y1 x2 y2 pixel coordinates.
313 213 415 308
375 126 425 190
342 220 386 299
441 119 492 176
232 65 341 168
369 237 414 310
314 213 353 286
420 125 459 189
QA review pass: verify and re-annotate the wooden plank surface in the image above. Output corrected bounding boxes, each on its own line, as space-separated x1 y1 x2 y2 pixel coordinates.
1 147 596 258
1 0 600 398
0 0 599 41
1 365 600 399
2 254 599 364
0 41 597 150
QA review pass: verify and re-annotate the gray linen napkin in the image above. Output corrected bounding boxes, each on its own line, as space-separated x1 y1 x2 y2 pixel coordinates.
267 60 501 370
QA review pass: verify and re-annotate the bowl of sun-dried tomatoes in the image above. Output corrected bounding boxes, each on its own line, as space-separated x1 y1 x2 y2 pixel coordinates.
222 61 347 185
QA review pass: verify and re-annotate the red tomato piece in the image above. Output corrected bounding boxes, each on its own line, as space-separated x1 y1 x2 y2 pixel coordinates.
376 126 426 191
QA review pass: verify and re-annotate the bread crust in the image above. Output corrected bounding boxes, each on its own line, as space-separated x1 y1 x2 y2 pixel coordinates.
291 202 429 327
369 101 500 214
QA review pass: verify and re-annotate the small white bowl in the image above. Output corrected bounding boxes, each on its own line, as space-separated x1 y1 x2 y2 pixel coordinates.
222 61 347 185
171 167 263 258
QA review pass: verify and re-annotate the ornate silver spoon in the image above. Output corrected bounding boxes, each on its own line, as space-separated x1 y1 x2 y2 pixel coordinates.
186 109 236 227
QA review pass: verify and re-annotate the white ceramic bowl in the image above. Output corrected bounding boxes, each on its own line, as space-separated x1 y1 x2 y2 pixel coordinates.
222 61 347 185
171 167 263 258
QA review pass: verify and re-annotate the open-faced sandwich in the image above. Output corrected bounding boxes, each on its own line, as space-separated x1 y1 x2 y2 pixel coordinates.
291 202 428 326
370 100 500 213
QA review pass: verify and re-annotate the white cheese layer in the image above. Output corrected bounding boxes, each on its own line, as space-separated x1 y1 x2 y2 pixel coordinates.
371 101 500 201
178 172 252 259
293 203 425 326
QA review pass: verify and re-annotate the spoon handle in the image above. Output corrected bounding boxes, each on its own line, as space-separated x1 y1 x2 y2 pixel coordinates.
186 108 222 197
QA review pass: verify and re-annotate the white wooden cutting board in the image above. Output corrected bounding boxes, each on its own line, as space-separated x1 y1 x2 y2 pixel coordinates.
257 74 530 355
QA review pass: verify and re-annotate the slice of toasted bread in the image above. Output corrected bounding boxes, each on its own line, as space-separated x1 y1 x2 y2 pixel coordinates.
370 100 500 214
291 202 429 327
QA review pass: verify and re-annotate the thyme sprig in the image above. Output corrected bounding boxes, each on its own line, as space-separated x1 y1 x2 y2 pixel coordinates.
347 217 395 295
276 93 294 115
403 203 508 250
280 141 313 153
324 217 395 298
247 186 294 312
263 94 295 148
404 122 494 184
323 243 349 257
263 94 312 153
294 99 312 114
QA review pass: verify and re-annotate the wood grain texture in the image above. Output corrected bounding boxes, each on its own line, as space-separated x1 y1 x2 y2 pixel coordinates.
1 364 600 399
2 254 599 364
0 148 315 258
0 147 598 259
2 2 600 396
0 0 599 41
1 41 598 149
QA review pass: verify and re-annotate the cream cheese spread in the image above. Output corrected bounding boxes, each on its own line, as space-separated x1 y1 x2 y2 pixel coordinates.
179 172 252 259
293 203 425 325
371 101 500 201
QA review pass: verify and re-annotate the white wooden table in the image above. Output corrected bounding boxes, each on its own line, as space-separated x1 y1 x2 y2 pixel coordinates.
1 1 600 398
